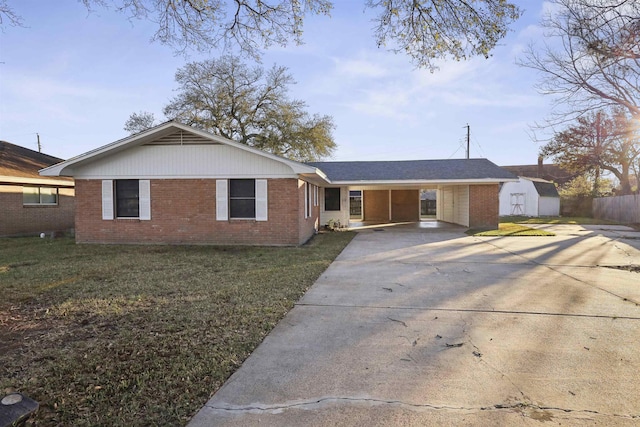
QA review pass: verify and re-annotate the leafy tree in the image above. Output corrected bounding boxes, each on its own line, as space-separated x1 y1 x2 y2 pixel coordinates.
541 109 639 195
521 0 640 123
162 55 335 161
124 111 157 134
558 175 613 199
2 1 521 70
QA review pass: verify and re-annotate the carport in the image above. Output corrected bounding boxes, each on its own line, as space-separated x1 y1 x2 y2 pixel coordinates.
307 159 517 229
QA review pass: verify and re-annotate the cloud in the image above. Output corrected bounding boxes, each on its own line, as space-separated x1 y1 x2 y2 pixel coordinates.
2 72 134 124
332 57 389 79
346 86 415 121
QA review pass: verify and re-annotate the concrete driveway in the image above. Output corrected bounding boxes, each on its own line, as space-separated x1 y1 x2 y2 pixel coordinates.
189 224 640 426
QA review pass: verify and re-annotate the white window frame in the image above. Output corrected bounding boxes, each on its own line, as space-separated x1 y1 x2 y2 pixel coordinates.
23 186 59 206
102 179 151 221
217 179 268 222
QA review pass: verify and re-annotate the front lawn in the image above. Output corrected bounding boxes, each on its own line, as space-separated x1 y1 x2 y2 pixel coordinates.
0 232 354 426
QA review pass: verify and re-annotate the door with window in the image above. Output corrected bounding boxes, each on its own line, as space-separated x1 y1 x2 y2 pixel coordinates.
349 190 362 220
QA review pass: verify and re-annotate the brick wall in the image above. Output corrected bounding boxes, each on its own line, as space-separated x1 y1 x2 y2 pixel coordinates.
391 190 419 222
469 184 499 229
363 190 389 221
0 184 75 236
75 178 309 245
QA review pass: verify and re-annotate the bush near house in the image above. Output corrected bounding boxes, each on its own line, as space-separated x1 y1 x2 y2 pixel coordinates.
0 232 354 426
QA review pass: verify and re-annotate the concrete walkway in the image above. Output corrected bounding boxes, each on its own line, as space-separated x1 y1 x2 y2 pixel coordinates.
189 224 640 426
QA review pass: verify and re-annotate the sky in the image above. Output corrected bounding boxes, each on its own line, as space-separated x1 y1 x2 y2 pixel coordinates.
0 1 556 166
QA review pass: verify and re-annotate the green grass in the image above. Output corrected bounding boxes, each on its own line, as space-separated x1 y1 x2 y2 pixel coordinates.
471 223 556 237
0 232 354 426
500 216 620 225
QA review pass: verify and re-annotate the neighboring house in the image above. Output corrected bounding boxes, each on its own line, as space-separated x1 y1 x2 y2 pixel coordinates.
499 177 560 217
40 122 517 245
502 157 579 187
0 141 75 236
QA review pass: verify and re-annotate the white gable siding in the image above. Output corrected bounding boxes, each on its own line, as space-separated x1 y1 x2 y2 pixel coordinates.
538 197 560 216
72 145 297 179
499 178 540 216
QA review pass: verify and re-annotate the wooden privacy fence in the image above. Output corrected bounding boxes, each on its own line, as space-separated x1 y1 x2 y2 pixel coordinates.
593 195 640 223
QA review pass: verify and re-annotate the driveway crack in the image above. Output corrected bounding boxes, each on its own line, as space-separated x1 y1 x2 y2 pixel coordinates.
461 319 529 403
206 397 639 420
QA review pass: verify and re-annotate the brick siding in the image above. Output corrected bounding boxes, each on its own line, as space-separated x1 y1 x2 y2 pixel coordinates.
469 184 499 229
0 184 75 236
75 178 316 246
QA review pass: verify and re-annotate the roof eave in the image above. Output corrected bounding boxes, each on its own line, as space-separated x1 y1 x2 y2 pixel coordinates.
330 178 518 186
39 122 322 177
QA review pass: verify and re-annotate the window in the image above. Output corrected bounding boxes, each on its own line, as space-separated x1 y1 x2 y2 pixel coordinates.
115 180 139 218
216 179 267 222
23 186 58 205
324 188 340 211
305 182 314 218
230 179 256 219
349 190 362 219
102 179 150 220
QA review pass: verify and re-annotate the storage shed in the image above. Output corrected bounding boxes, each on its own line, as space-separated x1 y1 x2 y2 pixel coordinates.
499 177 560 217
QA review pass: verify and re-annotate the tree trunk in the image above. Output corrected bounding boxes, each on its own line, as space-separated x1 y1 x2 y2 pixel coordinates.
620 161 632 195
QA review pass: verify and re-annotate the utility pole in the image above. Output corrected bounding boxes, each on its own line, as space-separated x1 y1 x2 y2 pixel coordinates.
464 124 470 159
36 133 41 152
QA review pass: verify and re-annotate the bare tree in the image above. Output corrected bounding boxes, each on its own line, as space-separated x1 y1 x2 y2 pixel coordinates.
77 0 332 57
124 111 157 134
3 1 521 69
368 0 521 69
0 0 23 27
163 55 336 161
521 0 640 124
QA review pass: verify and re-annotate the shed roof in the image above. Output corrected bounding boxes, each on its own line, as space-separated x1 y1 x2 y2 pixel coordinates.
308 159 517 183
502 163 578 186
532 180 560 198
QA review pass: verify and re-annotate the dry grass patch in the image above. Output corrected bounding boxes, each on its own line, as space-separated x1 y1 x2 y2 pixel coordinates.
471 223 556 237
0 232 354 426
500 216 619 225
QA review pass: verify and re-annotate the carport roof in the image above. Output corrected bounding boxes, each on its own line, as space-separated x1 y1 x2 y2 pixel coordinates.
307 158 517 183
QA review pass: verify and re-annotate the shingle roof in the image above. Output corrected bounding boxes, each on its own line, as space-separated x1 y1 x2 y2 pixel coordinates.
501 163 578 186
532 180 560 198
0 141 68 180
308 158 517 182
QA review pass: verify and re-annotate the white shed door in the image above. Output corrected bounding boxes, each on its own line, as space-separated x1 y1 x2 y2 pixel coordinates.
510 193 525 215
